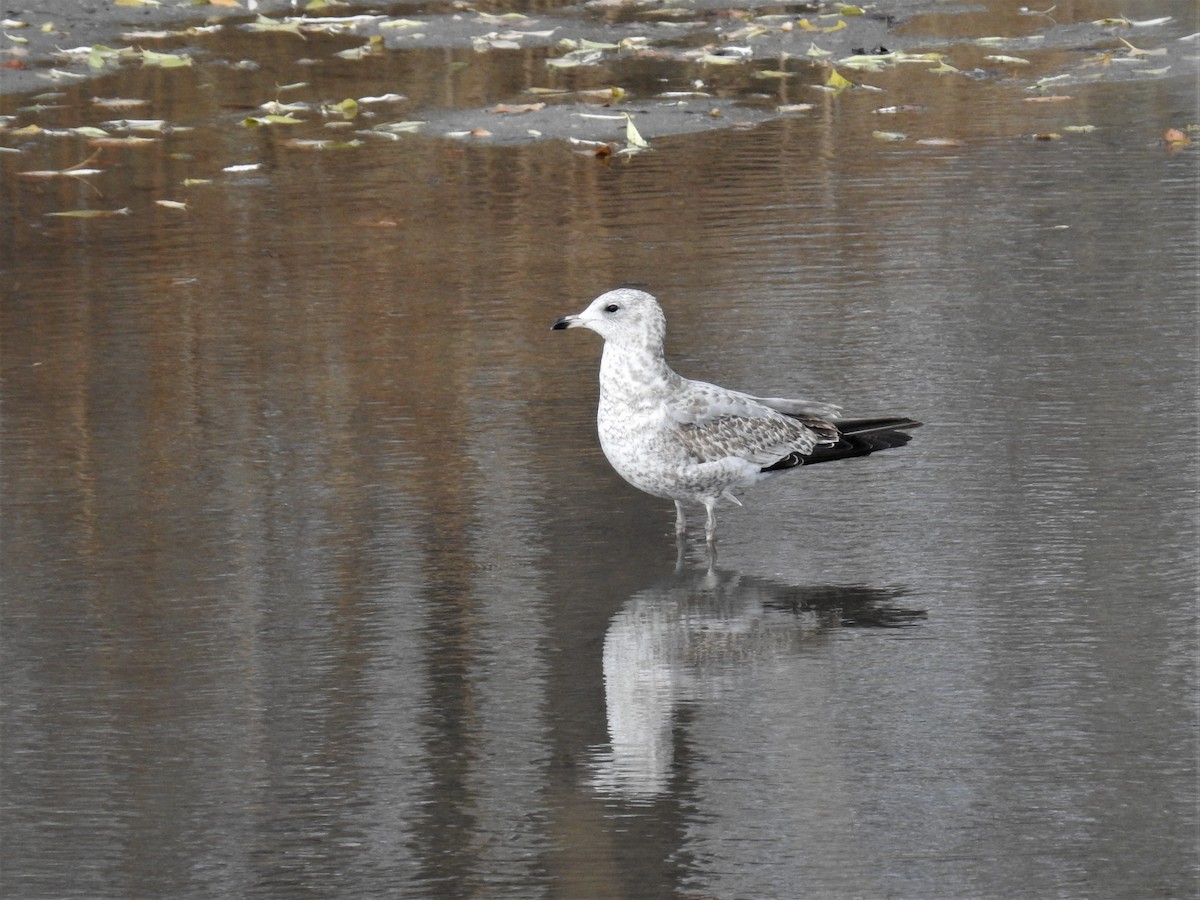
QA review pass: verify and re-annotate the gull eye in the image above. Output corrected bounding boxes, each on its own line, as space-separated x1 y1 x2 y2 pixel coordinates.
604 303 620 313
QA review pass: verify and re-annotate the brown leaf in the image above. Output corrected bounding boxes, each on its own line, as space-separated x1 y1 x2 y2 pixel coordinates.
1164 128 1191 147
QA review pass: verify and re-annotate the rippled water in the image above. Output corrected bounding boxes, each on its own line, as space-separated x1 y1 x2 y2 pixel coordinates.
2 2 1197 897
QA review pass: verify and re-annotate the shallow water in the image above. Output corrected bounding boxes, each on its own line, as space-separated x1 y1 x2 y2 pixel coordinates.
2 1 1198 897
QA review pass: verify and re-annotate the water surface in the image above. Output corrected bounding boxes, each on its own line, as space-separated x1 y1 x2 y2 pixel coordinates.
2 1 1197 897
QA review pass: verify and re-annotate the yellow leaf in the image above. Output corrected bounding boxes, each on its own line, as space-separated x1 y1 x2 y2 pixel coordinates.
825 68 854 89
141 50 192 68
115 0 161 6
798 18 846 33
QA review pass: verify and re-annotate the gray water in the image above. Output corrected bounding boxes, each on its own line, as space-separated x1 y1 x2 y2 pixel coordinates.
2 3 1198 898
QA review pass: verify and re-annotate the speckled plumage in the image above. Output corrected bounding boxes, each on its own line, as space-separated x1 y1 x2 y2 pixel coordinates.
552 288 920 543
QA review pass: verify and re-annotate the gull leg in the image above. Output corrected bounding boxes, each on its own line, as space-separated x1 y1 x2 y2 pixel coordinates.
674 501 687 537
704 499 718 545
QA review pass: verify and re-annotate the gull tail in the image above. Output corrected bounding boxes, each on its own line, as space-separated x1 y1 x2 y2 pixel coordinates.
763 416 922 472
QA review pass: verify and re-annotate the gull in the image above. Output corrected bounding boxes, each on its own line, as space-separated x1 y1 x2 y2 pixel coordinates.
552 288 921 544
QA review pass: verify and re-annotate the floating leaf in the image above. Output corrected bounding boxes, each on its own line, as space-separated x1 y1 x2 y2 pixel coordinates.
154 199 189 209
141 49 192 67
806 42 832 58
374 120 425 133
798 18 846 33
182 178 212 186
1118 38 1168 56
283 138 363 150
754 69 793 79
242 114 303 127
1163 127 1191 147
223 163 262 172
915 137 964 146
92 96 148 109
985 54 1031 65
328 98 358 119
1062 124 1097 132
46 207 131 218
625 113 649 149
872 130 906 141
490 102 546 114
244 15 304 36
777 103 814 113
115 0 162 6
825 67 854 89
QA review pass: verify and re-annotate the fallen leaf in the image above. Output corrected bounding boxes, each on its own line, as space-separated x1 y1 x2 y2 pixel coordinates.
141 49 192 68
242 114 303 127
825 67 854 89
872 130 906 141
1032 132 1062 140
46 207 131 218
985 54 1031 65
490 102 546 114
798 18 846 33
625 113 649 149
154 199 189 209
915 137 964 146
1163 127 1191 146
87 136 157 147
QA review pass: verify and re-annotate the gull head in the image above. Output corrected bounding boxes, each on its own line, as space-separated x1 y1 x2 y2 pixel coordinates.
551 288 666 349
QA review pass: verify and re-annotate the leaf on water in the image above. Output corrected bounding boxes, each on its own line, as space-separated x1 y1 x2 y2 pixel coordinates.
283 138 363 150
985 54 1031 65
838 54 892 71
797 18 846 33
872 130 906 141
1062 124 1097 132
1163 128 1191 147
115 0 162 6
806 42 832 58
777 103 814 113
242 114 303 127
374 121 425 133
875 104 925 114
335 37 383 59
625 113 649 149
927 61 960 74
1118 38 1168 56
183 178 212 186
223 163 262 172
92 96 148 109
380 19 423 29
87 135 157 147
141 50 192 68
1023 94 1073 102
154 199 189 209
754 69 792 79
915 137 964 146
46 207 131 218
19 168 103 178
1032 132 1062 140
244 15 304 36
836 4 865 15
825 67 854 89
490 102 546 114
328 98 358 119
701 53 746 65
358 93 406 104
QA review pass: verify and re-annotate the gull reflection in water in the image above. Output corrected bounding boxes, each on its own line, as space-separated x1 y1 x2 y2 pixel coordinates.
588 566 925 799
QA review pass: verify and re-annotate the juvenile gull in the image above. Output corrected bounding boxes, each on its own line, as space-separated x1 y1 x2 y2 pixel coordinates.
552 288 921 543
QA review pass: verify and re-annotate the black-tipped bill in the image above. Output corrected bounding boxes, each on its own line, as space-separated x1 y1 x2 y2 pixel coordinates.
551 315 579 330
